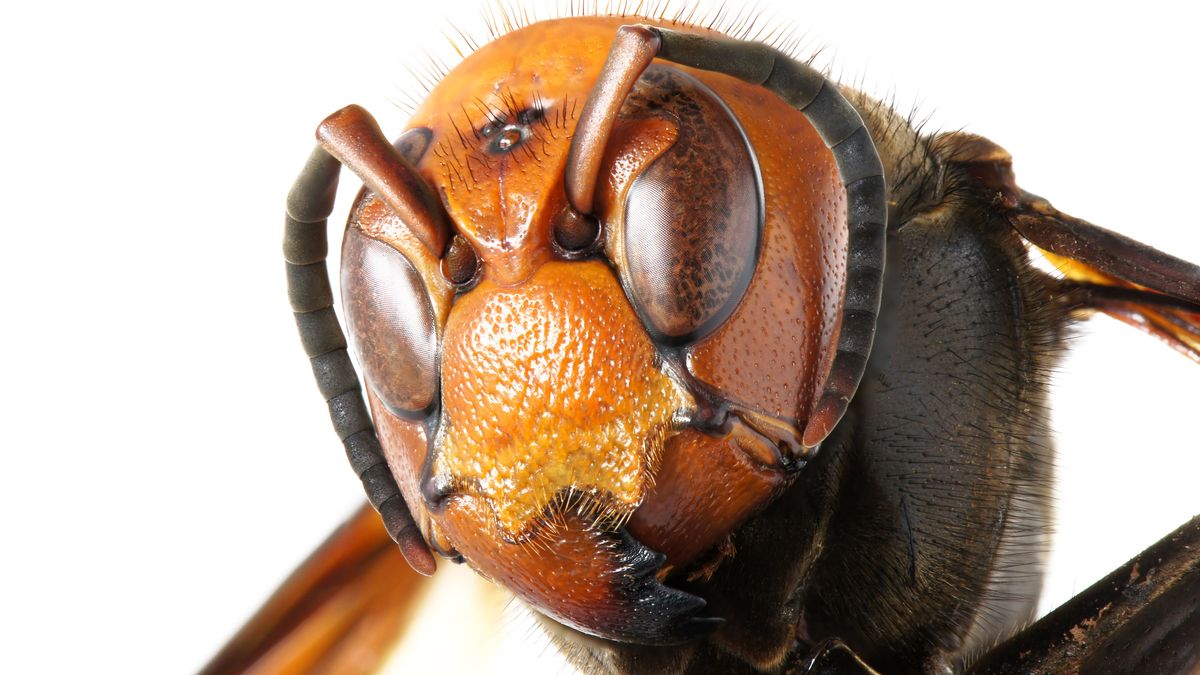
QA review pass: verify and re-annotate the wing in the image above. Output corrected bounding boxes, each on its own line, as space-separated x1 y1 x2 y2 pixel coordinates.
1038 249 1200 361
937 132 1200 362
1013 205 1200 363
928 132 1200 675
199 505 428 675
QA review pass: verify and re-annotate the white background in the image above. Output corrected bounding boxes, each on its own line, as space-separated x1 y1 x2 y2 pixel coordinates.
3 1 1199 673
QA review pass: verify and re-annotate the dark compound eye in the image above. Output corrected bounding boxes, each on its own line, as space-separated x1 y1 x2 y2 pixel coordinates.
619 65 763 344
441 234 480 287
341 227 439 414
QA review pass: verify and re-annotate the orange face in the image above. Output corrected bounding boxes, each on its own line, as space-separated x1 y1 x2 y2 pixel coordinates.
334 16 851 644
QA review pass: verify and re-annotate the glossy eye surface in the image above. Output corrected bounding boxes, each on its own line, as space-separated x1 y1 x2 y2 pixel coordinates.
341 226 438 414
620 65 763 343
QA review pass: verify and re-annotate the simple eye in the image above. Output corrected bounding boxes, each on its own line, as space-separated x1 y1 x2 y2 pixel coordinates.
620 66 763 344
341 227 438 415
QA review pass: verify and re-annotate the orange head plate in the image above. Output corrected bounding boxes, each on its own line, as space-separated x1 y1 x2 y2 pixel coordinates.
322 15 882 645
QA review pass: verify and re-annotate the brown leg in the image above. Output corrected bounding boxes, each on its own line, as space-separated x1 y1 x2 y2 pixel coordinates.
966 516 1200 674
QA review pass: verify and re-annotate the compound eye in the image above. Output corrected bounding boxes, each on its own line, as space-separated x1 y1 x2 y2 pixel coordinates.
341 226 438 414
620 66 763 344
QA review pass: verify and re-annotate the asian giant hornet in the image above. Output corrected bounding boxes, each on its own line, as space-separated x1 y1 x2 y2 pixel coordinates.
207 6 1200 674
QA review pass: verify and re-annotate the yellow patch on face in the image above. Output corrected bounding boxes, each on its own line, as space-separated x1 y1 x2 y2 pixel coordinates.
436 260 690 541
